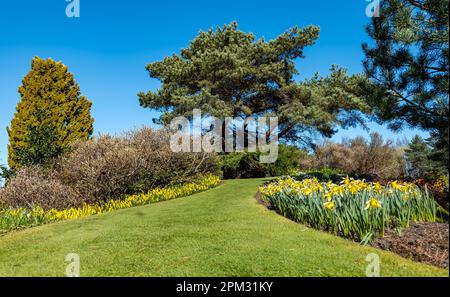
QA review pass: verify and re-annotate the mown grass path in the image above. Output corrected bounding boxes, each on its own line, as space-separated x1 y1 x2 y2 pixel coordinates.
0 179 447 276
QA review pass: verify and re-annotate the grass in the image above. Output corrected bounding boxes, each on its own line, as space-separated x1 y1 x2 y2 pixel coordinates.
0 179 447 276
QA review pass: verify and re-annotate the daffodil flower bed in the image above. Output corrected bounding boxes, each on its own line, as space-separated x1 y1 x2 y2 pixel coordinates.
0 174 221 234
259 177 438 243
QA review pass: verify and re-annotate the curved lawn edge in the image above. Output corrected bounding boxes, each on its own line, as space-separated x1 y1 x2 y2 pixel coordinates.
0 175 221 235
0 179 447 277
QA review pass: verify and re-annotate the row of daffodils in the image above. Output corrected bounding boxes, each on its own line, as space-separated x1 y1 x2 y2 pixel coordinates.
259 177 438 243
0 174 221 234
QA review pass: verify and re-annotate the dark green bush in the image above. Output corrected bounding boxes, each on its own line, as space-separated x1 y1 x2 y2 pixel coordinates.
219 144 305 179
295 168 382 183
295 168 347 183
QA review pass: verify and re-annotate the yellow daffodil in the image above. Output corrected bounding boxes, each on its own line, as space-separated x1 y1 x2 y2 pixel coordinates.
341 176 351 185
365 198 382 210
402 194 409 201
374 182 382 193
324 200 335 210
391 180 403 191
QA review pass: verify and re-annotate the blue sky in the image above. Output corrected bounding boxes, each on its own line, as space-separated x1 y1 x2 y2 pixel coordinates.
0 0 427 166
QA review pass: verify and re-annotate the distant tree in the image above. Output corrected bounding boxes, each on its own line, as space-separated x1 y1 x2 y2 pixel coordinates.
405 135 433 178
427 127 449 174
0 165 14 186
0 154 14 185
138 22 369 147
7 57 94 170
361 0 449 169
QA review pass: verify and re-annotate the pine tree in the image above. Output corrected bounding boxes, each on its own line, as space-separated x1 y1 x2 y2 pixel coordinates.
405 135 432 178
363 0 448 130
138 22 369 147
7 57 94 170
427 127 449 174
362 0 449 170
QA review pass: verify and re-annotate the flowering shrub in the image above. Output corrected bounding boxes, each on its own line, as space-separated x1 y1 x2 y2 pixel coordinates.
0 174 221 234
259 177 438 243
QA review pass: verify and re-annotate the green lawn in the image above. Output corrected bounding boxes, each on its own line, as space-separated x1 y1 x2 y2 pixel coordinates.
0 179 447 276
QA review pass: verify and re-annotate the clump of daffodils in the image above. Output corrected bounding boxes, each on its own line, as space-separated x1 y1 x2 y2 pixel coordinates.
259 177 437 242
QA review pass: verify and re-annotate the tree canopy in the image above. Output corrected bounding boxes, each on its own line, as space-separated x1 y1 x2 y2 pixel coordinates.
361 0 448 169
363 0 448 130
138 22 369 147
7 57 94 170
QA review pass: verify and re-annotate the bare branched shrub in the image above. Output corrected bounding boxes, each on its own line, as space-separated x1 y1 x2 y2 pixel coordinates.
0 187 7 209
57 135 146 204
307 133 405 180
0 166 79 210
125 127 218 188
1 127 218 210
306 142 353 171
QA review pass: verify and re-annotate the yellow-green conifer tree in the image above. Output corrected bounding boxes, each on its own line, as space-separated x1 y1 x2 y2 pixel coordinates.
7 57 94 170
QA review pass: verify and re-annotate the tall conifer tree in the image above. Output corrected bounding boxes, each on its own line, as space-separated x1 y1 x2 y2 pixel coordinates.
7 57 94 170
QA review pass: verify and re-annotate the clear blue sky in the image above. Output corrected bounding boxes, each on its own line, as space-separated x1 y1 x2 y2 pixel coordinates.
0 0 427 166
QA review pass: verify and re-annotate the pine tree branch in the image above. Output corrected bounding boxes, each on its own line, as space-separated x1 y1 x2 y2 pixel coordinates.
367 71 447 119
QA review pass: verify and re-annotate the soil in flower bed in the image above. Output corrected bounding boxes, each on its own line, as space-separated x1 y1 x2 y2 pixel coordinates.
370 222 449 269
